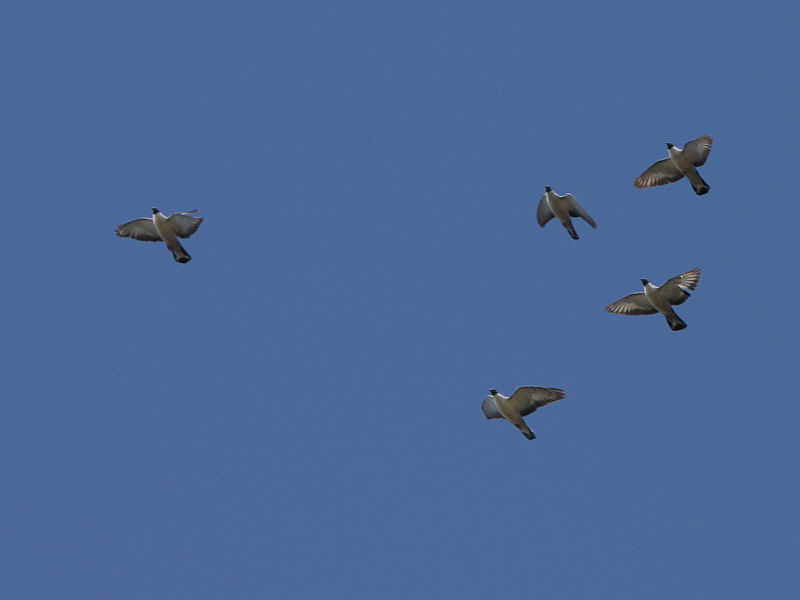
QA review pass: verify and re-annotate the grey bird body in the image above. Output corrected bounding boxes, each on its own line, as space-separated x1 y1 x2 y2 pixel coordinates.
116 208 204 263
605 269 701 331
481 386 565 440
634 136 713 195
537 186 597 240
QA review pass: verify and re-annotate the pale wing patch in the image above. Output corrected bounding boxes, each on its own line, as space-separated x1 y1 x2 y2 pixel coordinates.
634 159 684 188
661 268 701 305
116 218 161 242
510 386 566 417
605 292 657 315
168 213 204 238
682 136 713 166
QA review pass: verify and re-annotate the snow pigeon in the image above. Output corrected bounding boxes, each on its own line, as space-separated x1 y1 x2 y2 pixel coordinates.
605 268 701 331
481 386 565 440
537 186 597 240
116 208 204 263
634 136 713 195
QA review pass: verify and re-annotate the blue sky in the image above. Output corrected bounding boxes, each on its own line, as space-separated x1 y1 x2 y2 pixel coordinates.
3 1 799 598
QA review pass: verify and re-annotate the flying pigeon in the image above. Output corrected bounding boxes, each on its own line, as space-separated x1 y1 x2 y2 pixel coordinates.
634 136 713 195
116 208 204 263
605 268 701 331
481 386 565 440
537 186 597 240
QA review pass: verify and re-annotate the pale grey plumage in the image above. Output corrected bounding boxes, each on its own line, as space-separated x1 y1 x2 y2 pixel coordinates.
606 269 701 331
537 186 597 240
116 209 204 263
635 136 713 195
482 386 565 440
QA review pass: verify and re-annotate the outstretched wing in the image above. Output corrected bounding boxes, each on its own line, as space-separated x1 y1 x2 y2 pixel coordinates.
605 293 657 315
510 386 565 417
115 218 161 242
536 195 554 227
634 159 684 188
168 212 204 238
481 396 502 419
567 196 597 228
660 268 701 305
682 136 713 166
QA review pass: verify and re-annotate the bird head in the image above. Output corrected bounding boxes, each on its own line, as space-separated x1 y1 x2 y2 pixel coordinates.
640 278 650 286
151 207 160 214
489 389 498 396
544 186 552 192
665 143 674 149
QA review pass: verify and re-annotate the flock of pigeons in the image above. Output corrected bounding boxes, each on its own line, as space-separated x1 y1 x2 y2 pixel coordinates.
114 135 713 441
482 135 712 440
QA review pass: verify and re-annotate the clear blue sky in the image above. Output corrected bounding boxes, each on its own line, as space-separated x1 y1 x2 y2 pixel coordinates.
3 1 798 598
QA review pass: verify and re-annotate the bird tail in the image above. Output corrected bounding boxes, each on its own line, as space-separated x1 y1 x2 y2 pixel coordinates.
563 220 579 240
167 239 192 263
686 169 710 195
514 421 536 440
666 312 687 331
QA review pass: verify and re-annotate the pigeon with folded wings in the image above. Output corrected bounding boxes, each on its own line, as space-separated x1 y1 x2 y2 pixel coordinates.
536 186 597 240
116 208 204 263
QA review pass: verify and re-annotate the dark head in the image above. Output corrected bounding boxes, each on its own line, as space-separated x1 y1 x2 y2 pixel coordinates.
544 186 552 192
489 389 498 395
640 278 650 286
665 143 674 149
151 207 160 214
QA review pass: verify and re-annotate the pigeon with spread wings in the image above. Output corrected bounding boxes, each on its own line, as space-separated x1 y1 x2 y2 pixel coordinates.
481 386 565 440
606 268 701 331
537 186 597 240
634 136 713 195
116 208 204 263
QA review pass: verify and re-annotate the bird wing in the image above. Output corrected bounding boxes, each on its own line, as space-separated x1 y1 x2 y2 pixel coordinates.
168 212 204 238
660 268 701 305
536 195 554 226
605 293 657 315
634 159 684 188
115 218 161 241
509 386 565 417
682 136 713 166
481 396 502 419
566 195 597 228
